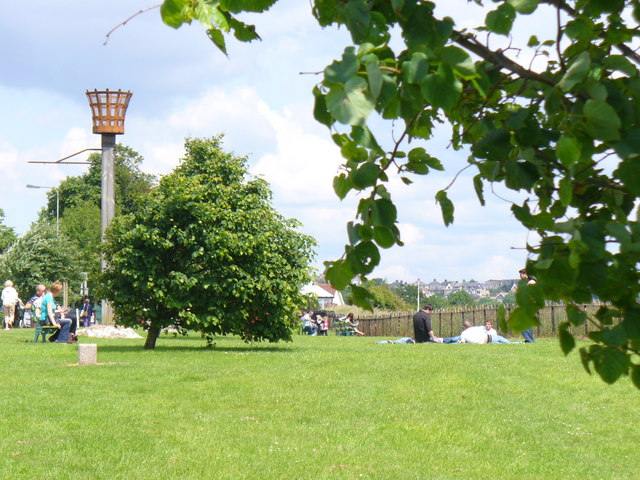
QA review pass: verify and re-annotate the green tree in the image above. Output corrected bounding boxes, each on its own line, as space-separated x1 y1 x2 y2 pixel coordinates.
45 144 155 219
100 136 316 349
0 223 84 303
390 282 420 308
0 209 18 254
362 281 412 310
421 295 448 310
58 201 102 298
447 290 474 307
158 0 640 387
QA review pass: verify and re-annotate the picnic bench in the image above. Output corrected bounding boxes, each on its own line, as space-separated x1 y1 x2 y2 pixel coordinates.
333 318 357 336
33 323 58 343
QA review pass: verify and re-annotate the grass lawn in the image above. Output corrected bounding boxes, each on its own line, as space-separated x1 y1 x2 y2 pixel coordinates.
1 329 638 479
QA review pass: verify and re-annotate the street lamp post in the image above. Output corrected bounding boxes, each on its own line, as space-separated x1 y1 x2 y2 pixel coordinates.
27 184 59 236
86 89 132 325
416 278 421 311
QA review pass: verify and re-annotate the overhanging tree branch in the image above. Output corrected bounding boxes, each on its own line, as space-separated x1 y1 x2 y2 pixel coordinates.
453 30 556 87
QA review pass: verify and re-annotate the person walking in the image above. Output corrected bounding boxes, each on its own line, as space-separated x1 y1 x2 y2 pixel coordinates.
2 280 19 329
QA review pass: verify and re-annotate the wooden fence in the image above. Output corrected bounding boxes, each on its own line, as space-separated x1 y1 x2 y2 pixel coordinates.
353 304 605 339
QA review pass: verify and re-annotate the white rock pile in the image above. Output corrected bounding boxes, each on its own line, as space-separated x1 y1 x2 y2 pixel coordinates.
78 325 143 339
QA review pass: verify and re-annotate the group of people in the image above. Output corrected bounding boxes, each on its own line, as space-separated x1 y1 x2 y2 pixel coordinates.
300 311 365 336
2 279 98 343
410 302 530 345
300 311 329 336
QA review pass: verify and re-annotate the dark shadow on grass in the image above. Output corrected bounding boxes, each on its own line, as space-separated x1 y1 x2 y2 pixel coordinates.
95 343 296 354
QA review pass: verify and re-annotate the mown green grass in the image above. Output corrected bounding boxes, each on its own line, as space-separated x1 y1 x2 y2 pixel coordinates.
1 329 638 479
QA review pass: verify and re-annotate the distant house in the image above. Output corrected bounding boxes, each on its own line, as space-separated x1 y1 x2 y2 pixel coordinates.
301 283 345 307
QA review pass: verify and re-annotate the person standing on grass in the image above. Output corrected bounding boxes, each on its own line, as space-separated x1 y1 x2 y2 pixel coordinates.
412 304 442 343
40 281 72 343
80 297 94 327
2 280 19 329
518 269 537 343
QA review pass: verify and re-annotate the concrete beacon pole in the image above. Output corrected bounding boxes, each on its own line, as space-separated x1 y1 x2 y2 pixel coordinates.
86 89 133 325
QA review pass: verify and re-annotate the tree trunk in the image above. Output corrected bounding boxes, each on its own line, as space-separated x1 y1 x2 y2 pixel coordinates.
144 322 161 350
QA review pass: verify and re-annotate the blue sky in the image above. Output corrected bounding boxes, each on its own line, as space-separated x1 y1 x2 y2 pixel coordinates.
0 0 554 283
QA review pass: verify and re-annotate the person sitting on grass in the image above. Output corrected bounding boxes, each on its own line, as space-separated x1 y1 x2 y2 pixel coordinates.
482 319 521 344
459 324 491 344
442 321 472 343
344 313 365 336
412 304 442 343
40 281 73 344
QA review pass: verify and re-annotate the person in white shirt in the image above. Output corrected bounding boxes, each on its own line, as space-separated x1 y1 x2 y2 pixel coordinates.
460 325 489 344
482 319 520 344
2 280 20 329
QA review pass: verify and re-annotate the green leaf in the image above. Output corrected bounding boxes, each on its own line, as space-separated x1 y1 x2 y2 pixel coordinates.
313 86 332 127
614 128 640 160
473 175 485 206
503 161 538 191
507 0 539 14
420 65 461 112
508 307 539 332
438 46 476 78
351 163 381 189
485 4 516 35
583 100 621 142
515 282 545 314
592 347 629 384
558 322 575 355
558 177 573 207
333 173 353 200
350 240 381 274
527 35 540 47
324 47 359 85
558 51 590 92
371 199 397 227
435 190 454 226
616 158 640 196
604 55 638 76
350 285 374 311
219 0 278 13
566 304 587 326
161 0 189 28
366 61 384 100
373 226 397 248
207 28 228 55
228 18 260 42
404 52 429 84
556 136 581 168
565 18 595 41
343 0 371 43
324 259 355 290
326 77 375 126
600 325 627 347
622 307 640 340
